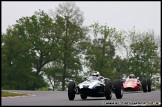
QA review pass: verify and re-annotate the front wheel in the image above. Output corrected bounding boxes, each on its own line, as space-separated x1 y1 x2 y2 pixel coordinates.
104 79 112 100
114 79 123 99
68 81 76 100
147 79 151 92
142 79 147 92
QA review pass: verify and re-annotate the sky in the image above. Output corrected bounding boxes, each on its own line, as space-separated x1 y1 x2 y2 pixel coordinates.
2 1 161 36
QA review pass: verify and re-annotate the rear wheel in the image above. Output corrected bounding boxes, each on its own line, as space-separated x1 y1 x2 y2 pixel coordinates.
114 79 123 99
147 79 151 92
80 94 87 100
142 79 147 92
68 81 76 100
104 79 112 100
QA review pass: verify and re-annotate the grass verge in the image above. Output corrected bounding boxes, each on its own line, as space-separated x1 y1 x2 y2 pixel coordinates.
2 91 28 97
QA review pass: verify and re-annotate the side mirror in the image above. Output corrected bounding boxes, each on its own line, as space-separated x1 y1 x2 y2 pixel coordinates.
122 78 126 82
99 76 104 79
122 78 125 80
83 76 87 80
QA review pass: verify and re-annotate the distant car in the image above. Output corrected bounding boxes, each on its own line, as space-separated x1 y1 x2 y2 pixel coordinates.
122 74 151 92
68 72 123 100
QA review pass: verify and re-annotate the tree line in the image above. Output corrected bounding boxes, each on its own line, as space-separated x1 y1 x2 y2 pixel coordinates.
2 2 160 91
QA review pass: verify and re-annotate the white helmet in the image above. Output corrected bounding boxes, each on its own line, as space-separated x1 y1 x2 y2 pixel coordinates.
92 71 100 77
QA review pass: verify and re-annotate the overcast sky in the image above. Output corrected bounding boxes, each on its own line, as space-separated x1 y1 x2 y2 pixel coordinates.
2 1 161 35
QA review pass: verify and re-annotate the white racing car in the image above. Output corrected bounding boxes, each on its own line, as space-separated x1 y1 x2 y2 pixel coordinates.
68 72 123 100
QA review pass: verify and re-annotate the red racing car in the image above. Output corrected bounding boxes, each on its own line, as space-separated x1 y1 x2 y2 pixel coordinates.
122 74 151 92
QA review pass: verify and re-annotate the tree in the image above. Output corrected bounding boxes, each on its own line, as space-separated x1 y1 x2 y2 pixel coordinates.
50 2 87 90
112 56 129 79
43 65 62 91
128 31 160 79
2 28 48 90
85 23 123 79
14 10 59 75
1 10 56 90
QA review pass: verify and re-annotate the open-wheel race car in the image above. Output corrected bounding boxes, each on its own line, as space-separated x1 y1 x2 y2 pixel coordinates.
68 72 123 100
122 74 152 92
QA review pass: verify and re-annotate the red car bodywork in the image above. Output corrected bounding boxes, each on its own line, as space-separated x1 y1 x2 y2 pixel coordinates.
122 78 141 91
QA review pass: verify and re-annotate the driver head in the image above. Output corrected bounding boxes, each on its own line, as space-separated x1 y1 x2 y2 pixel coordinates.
92 71 100 77
129 74 135 78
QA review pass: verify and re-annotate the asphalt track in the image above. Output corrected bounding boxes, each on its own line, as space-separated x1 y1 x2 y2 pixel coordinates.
1 90 161 106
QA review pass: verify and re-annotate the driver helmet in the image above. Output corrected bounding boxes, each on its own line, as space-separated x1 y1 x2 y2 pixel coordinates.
92 71 100 77
129 74 135 78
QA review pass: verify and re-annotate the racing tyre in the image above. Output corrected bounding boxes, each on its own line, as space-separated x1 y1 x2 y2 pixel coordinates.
147 79 151 92
104 79 112 100
142 79 147 92
80 94 87 100
114 79 123 99
68 81 76 100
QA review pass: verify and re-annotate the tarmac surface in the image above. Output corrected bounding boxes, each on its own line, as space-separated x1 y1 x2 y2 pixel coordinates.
1 90 161 106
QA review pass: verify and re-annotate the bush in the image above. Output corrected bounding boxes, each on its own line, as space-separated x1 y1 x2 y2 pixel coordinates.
36 87 49 91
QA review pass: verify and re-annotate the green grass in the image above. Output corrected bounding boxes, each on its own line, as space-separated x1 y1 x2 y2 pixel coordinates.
2 91 28 97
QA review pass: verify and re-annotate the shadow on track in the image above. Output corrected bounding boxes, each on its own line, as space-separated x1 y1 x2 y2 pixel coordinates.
123 91 143 94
